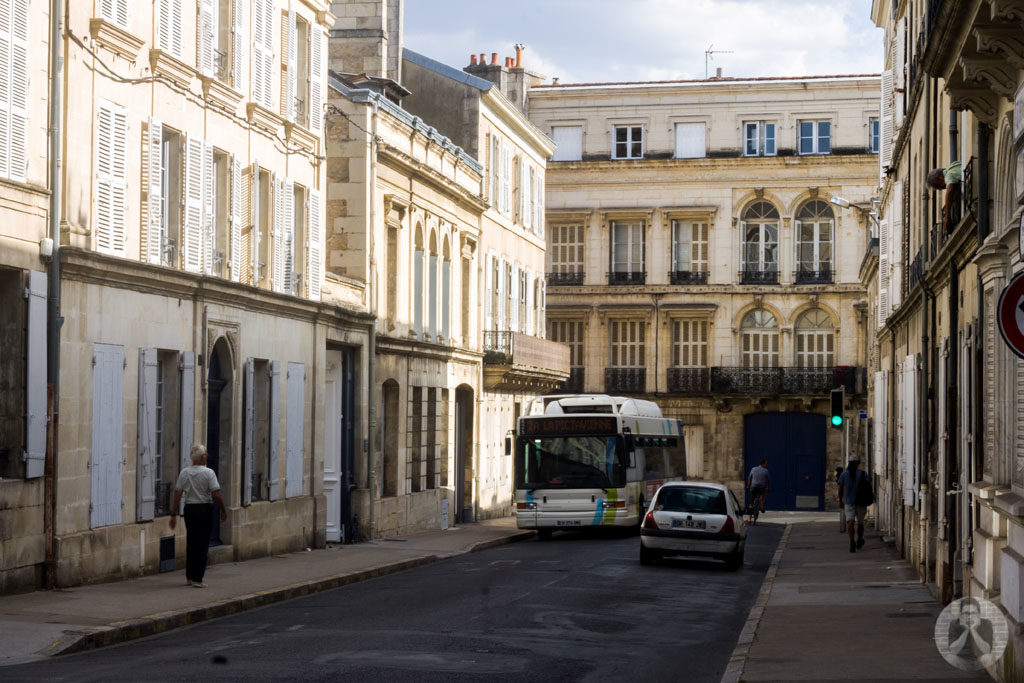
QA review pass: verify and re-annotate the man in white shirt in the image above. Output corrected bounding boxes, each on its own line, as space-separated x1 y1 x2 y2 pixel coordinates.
170 444 227 587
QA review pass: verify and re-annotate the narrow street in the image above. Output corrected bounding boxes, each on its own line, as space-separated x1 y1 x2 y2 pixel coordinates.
3 525 782 683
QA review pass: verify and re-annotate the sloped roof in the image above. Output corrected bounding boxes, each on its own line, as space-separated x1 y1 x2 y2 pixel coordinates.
403 48 494 92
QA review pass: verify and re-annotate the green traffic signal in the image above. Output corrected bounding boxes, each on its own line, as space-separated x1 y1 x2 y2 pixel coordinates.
831 415 843 427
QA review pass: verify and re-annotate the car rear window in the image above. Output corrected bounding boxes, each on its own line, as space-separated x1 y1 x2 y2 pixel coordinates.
656 487 727 515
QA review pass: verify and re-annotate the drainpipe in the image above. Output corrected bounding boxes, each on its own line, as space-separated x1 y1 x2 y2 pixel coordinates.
44 0 65 590
949 260 961 597
366 99 380 541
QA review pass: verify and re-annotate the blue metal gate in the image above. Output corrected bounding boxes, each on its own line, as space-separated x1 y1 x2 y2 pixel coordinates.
744 412 825 511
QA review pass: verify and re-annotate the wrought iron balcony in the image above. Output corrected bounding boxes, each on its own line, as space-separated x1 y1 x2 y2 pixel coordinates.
711 367 782 394
739 269 779 285
709 366 866 396
794 268 833 285
608 271 645 285
779 367 836 394
669 270 708 285
483 331 571 392
908 246 925 292
605 367 645 393
667 367 711 394
557 367 584 393
547 271 584 286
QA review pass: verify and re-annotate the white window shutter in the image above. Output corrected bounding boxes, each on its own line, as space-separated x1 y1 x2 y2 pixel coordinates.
247 161 260 284
243 357 254 505
268 360 281 500
230 155 242 282
484 254 493 332
309 28 323 132
880 70 893 178
550 126 582 161
101 0 130 28
95 100 127 256
280 4 295 119
143 118 163 265
232 0 246 91
0 3 11 181
202 142 215 275
497 258 506 330
285 362 305 498
283 178 295 293
287 5 297 122
272 176 285 292
25 270 46 478
674 123 705 159
198 0 216 77
183 134 204 272
136 348 158 522
91 344 125 528
307 188 322 300
525 272 534 336
536 175 544 236
178 351 195 471
252 0 266 104
8 0 27 183
894 18 906 129
157 0 183 57
157 0 171 53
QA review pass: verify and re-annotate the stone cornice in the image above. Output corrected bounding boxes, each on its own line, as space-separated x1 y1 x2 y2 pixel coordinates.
201 76 244 112
149 49 195 88
378 144 488 214
90 18 144 62
246 102 285 134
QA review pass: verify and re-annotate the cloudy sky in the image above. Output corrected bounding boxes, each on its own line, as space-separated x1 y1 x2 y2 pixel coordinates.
404 0 882 85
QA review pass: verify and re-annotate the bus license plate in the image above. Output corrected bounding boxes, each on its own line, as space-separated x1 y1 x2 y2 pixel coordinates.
556 520 582 527
673 519 705 529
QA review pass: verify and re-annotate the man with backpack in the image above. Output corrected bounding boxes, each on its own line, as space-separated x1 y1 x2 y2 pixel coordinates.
837 456 873 553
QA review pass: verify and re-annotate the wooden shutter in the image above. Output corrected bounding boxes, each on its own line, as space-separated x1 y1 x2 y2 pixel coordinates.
285 362 304 498
0 3 10 180
873 370 887 475
550 126 581 161
282 178 295 293
309 26 323 132
268 360 281 500
178 351 195 471
136 348 158 521
95 99 127 256
307 188 322 300
91 344 125 528
283 3 297 122
202 142 215 275
894 19 906 129
272 175 285 292
525 272 534 336
157 0 183 57
198 0 216 77
100 0 130 27
252 0 273 107
242 161 259 285
232 0 246 91
230 155 242 281
143 118 163 264
243 357 254 505
880 69 893 178
497 258 506 330
7 0 27 182
674 123 705 159
889 182 903 311
24 270 46 478
183 134 204 272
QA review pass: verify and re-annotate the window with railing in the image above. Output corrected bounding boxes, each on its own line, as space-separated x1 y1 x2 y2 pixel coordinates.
610 220 644 284
548 223 584 285
671 220 708 285
795 200 833 284
668 318 710 393
549 320 585 392
740 201 779 284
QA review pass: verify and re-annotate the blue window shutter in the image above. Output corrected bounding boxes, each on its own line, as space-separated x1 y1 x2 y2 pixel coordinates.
179 351 195 472
268 360 281 500
285 362 304 498
91 343 125 528
136 348 158 521
25 270 46 478
243 358 254 505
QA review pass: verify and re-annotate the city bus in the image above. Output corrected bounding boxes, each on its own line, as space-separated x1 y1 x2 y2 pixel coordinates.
511 394 686 538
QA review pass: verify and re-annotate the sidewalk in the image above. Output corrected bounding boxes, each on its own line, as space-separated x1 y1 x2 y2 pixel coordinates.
0 518 532 666
725 518 990 682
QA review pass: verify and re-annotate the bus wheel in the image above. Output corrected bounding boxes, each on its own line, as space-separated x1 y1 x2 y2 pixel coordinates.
537 528 552 541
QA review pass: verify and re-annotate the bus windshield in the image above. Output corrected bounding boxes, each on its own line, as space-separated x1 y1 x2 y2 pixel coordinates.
516 435 627 490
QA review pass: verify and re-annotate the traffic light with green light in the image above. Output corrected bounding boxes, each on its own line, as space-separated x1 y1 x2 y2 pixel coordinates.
830 387 845 429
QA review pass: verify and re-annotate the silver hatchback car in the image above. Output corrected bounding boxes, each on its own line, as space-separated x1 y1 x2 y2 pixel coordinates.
639 481 747 570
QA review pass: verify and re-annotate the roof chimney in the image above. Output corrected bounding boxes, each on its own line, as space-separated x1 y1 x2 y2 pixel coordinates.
715 67 723 78
491 52 499 65
470 54 478 66
505 57 513 67
514 43 525 68
479 53 486 65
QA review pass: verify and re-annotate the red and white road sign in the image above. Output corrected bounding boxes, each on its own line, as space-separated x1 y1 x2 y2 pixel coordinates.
998 270 1024 359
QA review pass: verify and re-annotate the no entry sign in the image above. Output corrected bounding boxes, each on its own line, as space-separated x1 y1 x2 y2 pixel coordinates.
998 270 1024 359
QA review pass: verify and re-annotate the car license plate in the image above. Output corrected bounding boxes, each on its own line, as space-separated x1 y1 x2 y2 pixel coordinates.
556 520 581 527
672 519 706 529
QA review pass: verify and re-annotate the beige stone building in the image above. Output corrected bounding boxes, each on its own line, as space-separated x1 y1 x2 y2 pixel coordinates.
868 1 1024 679
528 74 879 507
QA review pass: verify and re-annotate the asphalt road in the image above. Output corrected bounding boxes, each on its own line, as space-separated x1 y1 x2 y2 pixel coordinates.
5 523 783 683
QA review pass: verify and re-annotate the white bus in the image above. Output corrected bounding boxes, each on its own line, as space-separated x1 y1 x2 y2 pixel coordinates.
511 394 687 539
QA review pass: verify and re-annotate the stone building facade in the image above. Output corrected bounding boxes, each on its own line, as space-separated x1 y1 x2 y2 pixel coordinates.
528 75 879 506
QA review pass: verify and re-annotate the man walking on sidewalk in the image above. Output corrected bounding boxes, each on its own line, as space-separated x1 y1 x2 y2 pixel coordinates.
170 444 228 587
837 456 870 553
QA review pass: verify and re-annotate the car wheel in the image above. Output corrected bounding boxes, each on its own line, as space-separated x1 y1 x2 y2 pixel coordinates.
726 546 745 571
536 528 552 541
640 544 657 566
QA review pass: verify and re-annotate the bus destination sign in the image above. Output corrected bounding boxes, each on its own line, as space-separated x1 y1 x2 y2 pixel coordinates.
520 416 618 437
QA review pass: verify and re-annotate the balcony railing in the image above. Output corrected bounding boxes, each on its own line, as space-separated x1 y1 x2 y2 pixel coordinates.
667 367 711 394
908 245 925 292
483 330 571 372
547 271 584 286
711 367 782 394
779 367 836 394
605 367 645 393
558 367 584 393
608 271 645 285
794 268 833 285
943 157 974 235
709 366 866 396
669 270 708 285
739 269 779 285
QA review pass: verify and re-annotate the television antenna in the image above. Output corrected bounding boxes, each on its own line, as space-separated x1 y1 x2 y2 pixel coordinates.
704 44 733 79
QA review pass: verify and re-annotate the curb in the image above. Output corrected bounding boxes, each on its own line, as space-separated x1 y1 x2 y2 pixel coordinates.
720 523 792 683
43 529 535 658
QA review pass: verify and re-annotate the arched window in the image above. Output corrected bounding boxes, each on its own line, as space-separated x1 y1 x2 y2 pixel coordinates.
740 309 779 369
795 309 835 368
413 224 424 334
741 201 779 284
441 238 451 340
428 231 438 336
795 200 834 284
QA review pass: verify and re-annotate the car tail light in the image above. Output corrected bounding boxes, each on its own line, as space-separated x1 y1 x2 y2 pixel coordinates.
719 515 735 535
642 511 658 529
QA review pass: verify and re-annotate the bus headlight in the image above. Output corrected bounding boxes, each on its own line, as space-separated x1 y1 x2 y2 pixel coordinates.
517 502 538 510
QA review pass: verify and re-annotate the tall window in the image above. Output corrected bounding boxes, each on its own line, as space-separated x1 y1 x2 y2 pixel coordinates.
671 220 708 283
159 126 183 266
610 320 645 367
152 350 182 516
549 320 584 367
551 126 582 161
671 319 708 367
741 202 779 282
291 183 307 295
386 225 398 327
610 221 644 284
795 310 835 368
612 125 643 159
674 123 706 159
441 239 451 340
519 271 528 333
490 134 512 216
869 117 879 154
294 16 311 127
798 120 831 155
428 232 438 336
489 256 499 331
741 310 779 369
744 121 776 157
549 224 584 284
212 149 230 278
408 386 422 493
257 169 272 286
461 255 471 343
413 224 424 334
505 263 514 330
795 200 834 283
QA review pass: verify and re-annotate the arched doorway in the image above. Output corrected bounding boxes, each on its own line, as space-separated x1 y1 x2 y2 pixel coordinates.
455 385 474 523
206 338 234 545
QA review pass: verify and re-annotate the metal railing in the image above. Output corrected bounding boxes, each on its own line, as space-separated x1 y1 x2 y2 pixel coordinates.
483 330 513 361
483 330 571 373
908 245 925 291
608 271 645 285
739 269 779 285
667 367 711 394
709 366 866 396
794 268 833 285
547 271 584 286
669 270 708 285
605 367 645 393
